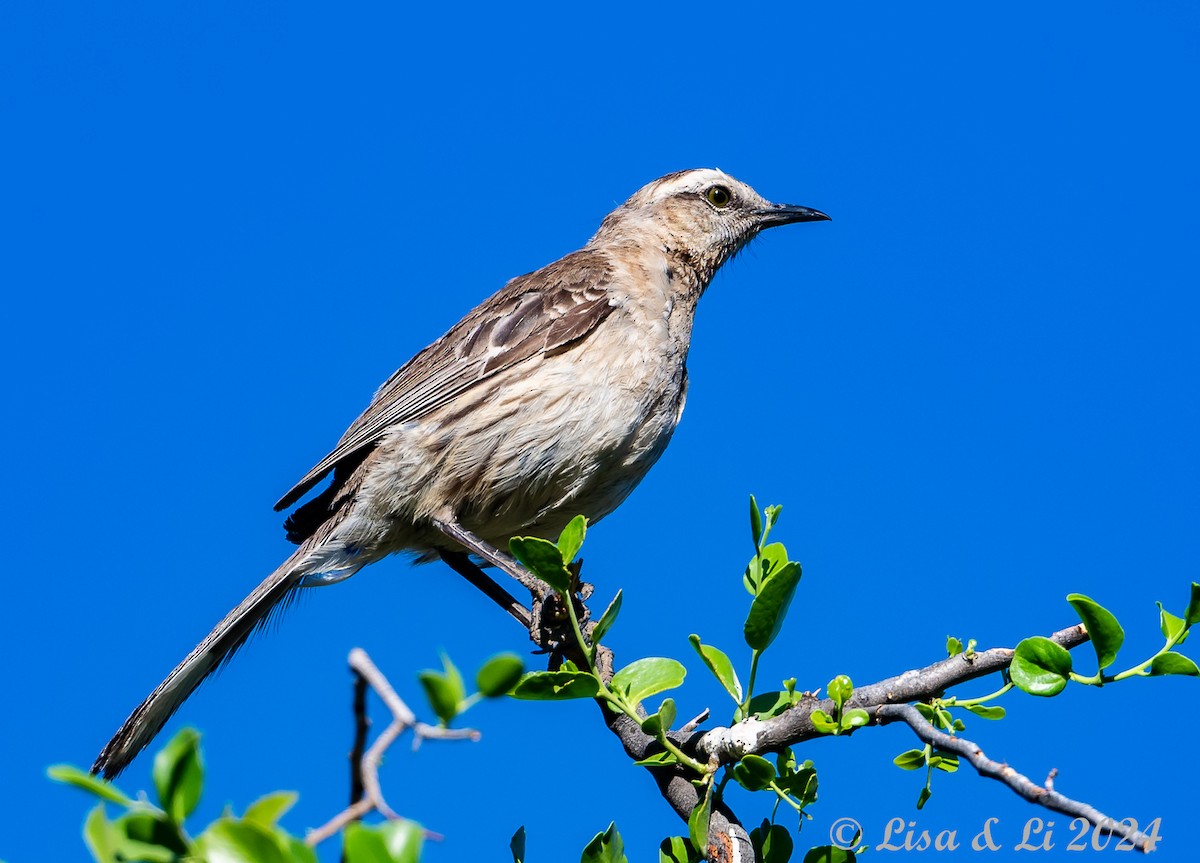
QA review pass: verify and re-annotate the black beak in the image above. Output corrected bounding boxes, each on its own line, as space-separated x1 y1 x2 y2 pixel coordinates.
754 203 831 227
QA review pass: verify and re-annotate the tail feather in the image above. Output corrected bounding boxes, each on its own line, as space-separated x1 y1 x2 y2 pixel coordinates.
91 544 314 779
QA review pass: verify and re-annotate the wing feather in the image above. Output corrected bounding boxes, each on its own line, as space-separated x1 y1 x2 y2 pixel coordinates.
274 250 616 511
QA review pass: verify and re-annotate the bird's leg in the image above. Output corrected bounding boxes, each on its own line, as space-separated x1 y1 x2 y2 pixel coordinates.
431 515 550 598
436 549 532 630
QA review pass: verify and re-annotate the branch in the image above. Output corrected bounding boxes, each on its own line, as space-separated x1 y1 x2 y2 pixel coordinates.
693 625 1088 762
877 703 1154 852
307 648 479 847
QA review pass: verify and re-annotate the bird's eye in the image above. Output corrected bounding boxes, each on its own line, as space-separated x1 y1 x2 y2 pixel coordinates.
705 185 732 208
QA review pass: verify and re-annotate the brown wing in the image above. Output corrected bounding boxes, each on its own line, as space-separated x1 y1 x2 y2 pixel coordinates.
274 250 616 511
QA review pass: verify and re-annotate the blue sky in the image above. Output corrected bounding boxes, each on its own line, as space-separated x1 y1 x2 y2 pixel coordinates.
2 2 1198 861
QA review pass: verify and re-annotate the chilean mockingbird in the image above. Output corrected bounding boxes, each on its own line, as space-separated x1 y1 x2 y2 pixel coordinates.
93 168 829 778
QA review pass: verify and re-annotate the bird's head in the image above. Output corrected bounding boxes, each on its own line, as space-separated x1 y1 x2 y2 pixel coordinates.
593 168 829 281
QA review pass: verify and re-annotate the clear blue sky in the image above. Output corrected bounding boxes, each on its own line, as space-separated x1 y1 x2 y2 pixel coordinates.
2 3 1198 861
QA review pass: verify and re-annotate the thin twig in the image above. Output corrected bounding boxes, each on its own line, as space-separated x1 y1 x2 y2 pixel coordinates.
307 648 478 846
877 703 1154 852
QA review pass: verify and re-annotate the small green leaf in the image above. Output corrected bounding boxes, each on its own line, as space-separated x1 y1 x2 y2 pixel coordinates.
196 818 287 863
418 671 460 724
946 636 963 657
48 765 134 807
659 835 691 863
754 822 794 863
743 542 791 596
151 727 203 823
750 495 764 547
1187 582 1200 627
242 791 297 827
640 712 663 738
511 826 526 863
744 561 802 651
511 670 600 700
581 821 628 863
688 635 743 703
1010 636 1073 696
1159 602 1188 643
892 749 926 770
803 845 856 863
509 536 571 594
841 708 870 729
477 653 525 697
342 823 393 863
827 675 853 710
1149 652 1200 676
810 709 838 734
658 698 677 732
687 787 711 856
632 750 679 767
744 690 793 720
82 804 120 862
930 751 960 773
732 754 777 791
557 515 587 562
964 703 1006 720
593 591 623 646
378 820 424 863
611 657 686 709
916 787 932 809
1066 593 1125 670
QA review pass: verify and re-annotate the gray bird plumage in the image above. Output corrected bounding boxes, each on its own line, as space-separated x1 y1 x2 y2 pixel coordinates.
93 168 828 778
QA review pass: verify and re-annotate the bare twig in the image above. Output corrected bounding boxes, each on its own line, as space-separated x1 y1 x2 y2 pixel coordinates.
307 648 479 846
877 703 1154 852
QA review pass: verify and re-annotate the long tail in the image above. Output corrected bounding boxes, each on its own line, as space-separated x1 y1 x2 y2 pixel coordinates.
92 543 317 779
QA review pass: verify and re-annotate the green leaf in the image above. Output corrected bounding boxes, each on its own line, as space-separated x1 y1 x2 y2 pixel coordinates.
750 495 764 547
827 675 853 710
1066 593 1125 670
286 838 320 863
611 657 686 709
743 561 802 651
760 824 794 863
687 787 711 856
964 703 1006 720
48 765 134 807
511 827 526 863
242 792 297 827
1149 652 1200 676
892 749 926 770
82 804 120 863
930 751 960 773
557 515 587 562
732 754 777 791
1187 582 1200 627
916 787 932 809
744 690 793 720
511 670 601 700
593 590 623 646
803 845 856 863
658 697 677 732
841 708 870 729
581 822 628 863
659 835 691 863
743 542 791 596
196 818 288 863
632 750 679 767
115 810 189 857
378 820 424 863
477 653 525 697
418 671 460 724
810 709 838 734
509 536 571 594
152 727 203 823
1159 602 1188 643
946 636 963 657
343 823 392 863
688 635 743 703
1010 636 1073 696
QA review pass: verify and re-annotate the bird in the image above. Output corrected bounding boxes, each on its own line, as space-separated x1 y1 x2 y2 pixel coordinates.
92 168 829 778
